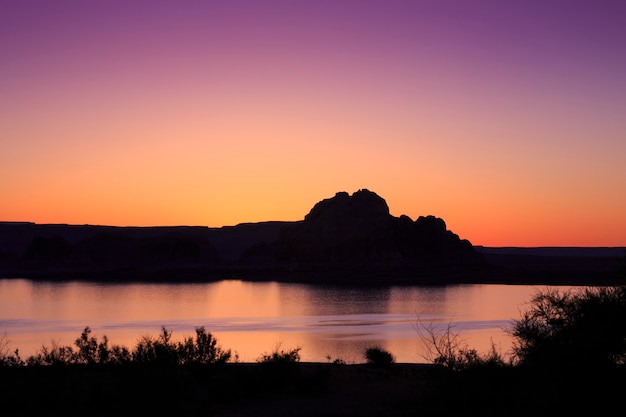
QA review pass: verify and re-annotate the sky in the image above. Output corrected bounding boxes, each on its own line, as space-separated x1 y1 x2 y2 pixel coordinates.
1 0 625 247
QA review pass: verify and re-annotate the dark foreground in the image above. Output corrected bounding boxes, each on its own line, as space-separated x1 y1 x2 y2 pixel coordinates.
2 362 624 416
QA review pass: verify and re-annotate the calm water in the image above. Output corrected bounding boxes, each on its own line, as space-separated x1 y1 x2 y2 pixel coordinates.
0 279 575 363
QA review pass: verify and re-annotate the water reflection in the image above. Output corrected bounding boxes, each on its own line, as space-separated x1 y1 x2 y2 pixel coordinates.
0 279 573 363
283 285 393 316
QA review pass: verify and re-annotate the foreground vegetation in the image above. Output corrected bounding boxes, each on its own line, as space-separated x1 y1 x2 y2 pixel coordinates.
1 326 232 367
2 285 625 416
420 285 626 370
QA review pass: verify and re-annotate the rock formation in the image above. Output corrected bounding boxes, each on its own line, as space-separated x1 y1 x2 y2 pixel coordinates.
243 189 483 268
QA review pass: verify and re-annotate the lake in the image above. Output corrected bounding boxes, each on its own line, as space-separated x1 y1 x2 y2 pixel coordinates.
0 278 577 363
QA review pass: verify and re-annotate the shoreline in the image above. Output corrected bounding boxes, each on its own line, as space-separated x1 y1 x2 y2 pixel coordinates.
1 259 624 287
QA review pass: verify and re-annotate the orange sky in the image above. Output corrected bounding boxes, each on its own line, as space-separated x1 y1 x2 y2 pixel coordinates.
2 1 625 247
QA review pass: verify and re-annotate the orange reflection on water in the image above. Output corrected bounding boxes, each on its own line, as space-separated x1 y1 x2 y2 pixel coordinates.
0 279 576 363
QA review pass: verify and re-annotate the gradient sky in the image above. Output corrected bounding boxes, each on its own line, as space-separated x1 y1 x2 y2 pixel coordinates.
2 0 625 246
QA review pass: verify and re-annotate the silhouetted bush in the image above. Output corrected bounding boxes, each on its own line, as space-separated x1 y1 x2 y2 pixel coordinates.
254 345 304 392
132 326 231 366
258 345 301 365
74 326 131 365
416 321 508 371
0 334 23 366
176 326 232 364
23 327 131 366
418 287 626 371
26 340 76 366
132 326 179 365
325 354 346 365
510 285 626 368
9 326 229 367
364 346 394 366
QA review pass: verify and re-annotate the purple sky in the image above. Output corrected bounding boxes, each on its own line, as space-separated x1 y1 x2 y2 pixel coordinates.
2 1 625 246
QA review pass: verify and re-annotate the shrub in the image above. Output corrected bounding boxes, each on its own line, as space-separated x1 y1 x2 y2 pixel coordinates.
0 334 23 367
132 326 179 365
175 326 232 364
326 355 346 365
19 326 230 367
23 327 131 366
258 345 301 365
416 320 508 371
27 340 76 366
129 326 234 365
510 286 626 368
72 327 131 365
74 326 99 364
256 345 303 389
364 346 394 366
106 344 132 365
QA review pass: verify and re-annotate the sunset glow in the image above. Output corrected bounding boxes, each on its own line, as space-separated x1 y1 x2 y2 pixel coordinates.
2 0 625 246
